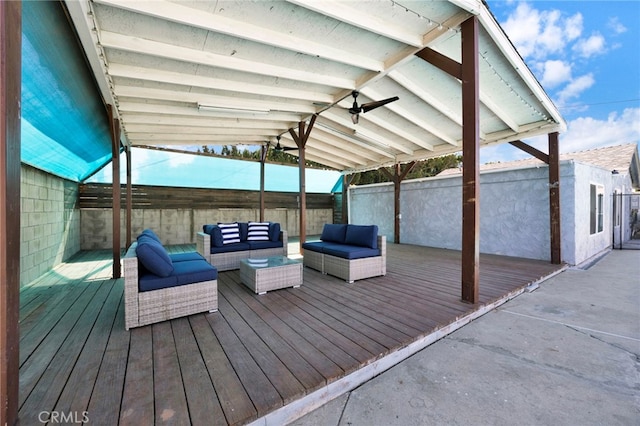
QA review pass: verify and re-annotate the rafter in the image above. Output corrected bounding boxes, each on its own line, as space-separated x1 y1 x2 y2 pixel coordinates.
109 63 334 104
114 86 317 115
97 0 385 71
99 31 356 89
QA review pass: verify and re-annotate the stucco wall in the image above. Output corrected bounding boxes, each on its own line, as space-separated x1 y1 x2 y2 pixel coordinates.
349 161 612 265
21 165 80 286
571 162 614 264
80 207 333 250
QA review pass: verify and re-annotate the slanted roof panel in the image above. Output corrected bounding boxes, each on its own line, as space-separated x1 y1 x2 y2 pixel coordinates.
66 0 565 174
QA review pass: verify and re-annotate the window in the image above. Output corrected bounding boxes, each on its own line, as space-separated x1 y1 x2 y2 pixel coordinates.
590 184 604 234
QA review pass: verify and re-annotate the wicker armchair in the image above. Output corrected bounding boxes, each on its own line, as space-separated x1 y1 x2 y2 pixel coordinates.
123 242 218 330
304 235 386 283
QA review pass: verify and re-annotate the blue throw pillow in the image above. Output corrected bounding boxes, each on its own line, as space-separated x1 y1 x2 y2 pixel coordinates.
136 239 174 277
320 224 347 243
269 222 281 242
345 224 378 249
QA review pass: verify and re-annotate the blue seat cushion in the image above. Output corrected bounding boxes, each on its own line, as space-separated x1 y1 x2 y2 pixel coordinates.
269 222 281 242
320 224 347 243
173 260 218 286
322 243 381 260
136 238 174 277
203 224 224 247
345 224 378 249
138 260 217 292
210 242 251 254
247 240 283 250
301 241 332 253
169 252 206 262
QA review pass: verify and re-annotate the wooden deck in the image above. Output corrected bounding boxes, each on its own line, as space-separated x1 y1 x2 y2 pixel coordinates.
18 243 565 425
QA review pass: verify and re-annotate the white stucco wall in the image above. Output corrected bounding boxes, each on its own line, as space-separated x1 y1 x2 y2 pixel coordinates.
349 160 615 265
570 162 615 264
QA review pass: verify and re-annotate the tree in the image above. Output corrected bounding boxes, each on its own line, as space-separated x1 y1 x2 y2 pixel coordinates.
351 153 462 185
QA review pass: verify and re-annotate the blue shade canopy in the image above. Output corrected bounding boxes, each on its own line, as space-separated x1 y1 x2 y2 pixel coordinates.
21 1 113 182
87 148 342 193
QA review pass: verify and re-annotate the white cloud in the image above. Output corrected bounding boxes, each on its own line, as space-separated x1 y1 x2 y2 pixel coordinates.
481 108 640 164
559 108 640 152
573 33 606 58
501 3 584 60
541 60 572 88
607 17 627 35
556 73 595 105
564 13 583 41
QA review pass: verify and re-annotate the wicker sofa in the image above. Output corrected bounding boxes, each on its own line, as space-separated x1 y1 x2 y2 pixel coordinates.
196 221 287 271
302 224 386 283
124 229 218 330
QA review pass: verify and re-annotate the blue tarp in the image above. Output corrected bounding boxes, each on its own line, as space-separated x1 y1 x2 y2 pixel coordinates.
87 147 342 193
21 1 113 182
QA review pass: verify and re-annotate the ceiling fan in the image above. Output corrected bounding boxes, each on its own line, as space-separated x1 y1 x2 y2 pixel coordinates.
272 135 298 152
348 90 399 124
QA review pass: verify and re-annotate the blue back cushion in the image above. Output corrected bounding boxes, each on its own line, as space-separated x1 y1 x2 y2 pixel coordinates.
136 237 174 277
139 228 162 244
203 224 224 247
269 222 281 242
320 224 347 243
344 225 378 249
238 222 249 241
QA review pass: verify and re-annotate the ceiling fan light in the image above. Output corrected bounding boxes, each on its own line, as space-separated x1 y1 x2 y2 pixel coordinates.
351 113 359 124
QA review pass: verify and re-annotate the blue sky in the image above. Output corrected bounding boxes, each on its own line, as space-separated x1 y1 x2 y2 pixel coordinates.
481 0 640 163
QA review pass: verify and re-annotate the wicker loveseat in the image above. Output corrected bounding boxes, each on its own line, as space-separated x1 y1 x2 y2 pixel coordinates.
196 221 287 271
124 229 218 330
302 224 386 283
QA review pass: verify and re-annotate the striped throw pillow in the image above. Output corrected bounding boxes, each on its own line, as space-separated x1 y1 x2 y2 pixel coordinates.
218 222 241 244
247 222 270 241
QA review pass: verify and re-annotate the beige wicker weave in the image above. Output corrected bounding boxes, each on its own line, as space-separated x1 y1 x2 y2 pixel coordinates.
123 243 218 330
239 256 302 294
196 230 287 271
303 235 386 283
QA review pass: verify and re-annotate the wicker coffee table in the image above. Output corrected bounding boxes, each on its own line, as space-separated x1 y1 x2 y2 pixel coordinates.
239 256 302 295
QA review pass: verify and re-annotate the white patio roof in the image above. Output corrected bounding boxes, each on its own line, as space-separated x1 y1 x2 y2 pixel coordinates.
66 0 566 173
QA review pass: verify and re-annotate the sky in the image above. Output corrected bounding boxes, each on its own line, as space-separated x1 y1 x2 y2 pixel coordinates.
480 0 640 164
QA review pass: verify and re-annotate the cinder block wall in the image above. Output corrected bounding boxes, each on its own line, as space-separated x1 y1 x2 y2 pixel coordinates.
80 207 333 250
20 165 80 286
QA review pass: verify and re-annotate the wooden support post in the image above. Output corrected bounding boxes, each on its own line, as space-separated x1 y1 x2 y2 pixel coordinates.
259 144 267 222
461 16 480 304
125 145 132 248
381 162 416 244
509 137 562 264
0 2 21 425
289 115 317 245
548 132 562 264
108 105 122 279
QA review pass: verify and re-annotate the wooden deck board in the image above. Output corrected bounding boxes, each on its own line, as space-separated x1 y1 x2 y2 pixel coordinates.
18 244 565 425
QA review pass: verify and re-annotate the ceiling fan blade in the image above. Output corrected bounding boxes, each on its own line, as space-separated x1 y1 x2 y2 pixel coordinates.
361 96 399 113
